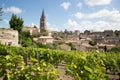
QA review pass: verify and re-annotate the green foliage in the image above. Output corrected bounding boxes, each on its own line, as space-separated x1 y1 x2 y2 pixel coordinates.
114 30 120 37
9 14 24 32
0 54 60 80
19 31 34 47
0 45 8 55
65 51 107 80
60 33 65 39
19 31 51 48
0 45 120 80
44 29 48 32
105 52 120 72
89 40 97 46
66 42 76 50
110 46 120 53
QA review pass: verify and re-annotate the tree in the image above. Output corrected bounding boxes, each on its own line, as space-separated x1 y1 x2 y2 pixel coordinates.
19 31 33 47
115 30 120 37
9 14 24 32
0 8 3 21
110 46 120 53
89 40 97 46
66 42 76 50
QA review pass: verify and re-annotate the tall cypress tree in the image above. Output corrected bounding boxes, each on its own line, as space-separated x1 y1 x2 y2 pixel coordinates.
9 14 24 32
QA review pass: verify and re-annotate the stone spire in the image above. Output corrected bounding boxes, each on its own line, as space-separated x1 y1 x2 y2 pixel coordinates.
40 9 47 33
41 9 45 18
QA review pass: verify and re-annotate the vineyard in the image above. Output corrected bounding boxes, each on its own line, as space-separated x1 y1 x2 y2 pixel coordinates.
0 44 120 80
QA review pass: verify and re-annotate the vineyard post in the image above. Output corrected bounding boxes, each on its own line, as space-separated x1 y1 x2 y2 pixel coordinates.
23 54 28 65
35 52 39 62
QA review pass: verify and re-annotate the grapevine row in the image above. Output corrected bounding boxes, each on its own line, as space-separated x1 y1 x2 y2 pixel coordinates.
0 45 120 80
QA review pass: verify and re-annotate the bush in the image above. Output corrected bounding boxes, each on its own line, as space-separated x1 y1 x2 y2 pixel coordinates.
110 46 120 53
89 40 97 46
66 42 76 50
0 45 8 55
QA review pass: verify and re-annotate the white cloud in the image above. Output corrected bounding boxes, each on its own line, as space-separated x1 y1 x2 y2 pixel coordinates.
88 9 120 22
85 0 112 6
74 9 120 22
87 9 109 19
77 2 83 8
3 19 9 24
66 19 79 28
46 22 58 31
71 8 120 31
60 2 71 10
65 19 120 32
3 6 22 14
46 22 51 27
65 19 92 31
74 12 84 19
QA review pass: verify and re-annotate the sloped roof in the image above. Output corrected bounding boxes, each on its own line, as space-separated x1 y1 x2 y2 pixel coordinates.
39 36 53 39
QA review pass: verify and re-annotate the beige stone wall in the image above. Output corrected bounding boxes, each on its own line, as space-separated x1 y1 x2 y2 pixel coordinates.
0 28 18 46
22 27 40 36
37 36 54 44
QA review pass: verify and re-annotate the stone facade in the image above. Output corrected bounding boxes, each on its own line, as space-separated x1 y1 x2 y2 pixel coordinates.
34 32 53 44
37 36 53 44
0 28 19 46
59 44 71 51
104 30 114 37
33 10 54 44
104 37 120 44
22 26 40 36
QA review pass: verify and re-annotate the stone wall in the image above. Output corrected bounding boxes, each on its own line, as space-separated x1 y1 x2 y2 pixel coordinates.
0 28 18 46
22 26 40 36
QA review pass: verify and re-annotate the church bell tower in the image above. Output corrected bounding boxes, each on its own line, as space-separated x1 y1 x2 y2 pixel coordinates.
40 9 47 33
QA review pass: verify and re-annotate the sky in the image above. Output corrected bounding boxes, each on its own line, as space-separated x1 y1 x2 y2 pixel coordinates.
0 0 120 32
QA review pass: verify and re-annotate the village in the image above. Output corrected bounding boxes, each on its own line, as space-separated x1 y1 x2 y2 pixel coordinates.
0 10 120 52
1 0 120 79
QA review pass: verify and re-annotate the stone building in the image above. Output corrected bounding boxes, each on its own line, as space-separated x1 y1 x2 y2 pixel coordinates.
59 44 71 51
0 28 19 46
38 36 53 44
84 30 90 35
22 26 40 36
34 33 54 44
103 30 114 37
33 9 53 44
104 37 120 44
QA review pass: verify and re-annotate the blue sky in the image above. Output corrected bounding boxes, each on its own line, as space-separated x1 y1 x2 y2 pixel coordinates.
0 0 120 32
